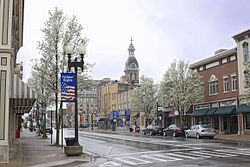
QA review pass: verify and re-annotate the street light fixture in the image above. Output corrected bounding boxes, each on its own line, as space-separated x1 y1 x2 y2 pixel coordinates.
65 43 86 146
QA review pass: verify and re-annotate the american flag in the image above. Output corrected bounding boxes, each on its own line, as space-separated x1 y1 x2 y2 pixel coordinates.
61 82 75 101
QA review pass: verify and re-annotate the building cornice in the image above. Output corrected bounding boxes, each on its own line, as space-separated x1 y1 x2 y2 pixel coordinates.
232 29 250 42
190 48 236 69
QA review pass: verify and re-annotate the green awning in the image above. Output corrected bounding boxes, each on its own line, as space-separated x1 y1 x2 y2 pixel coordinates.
213 105 236 116
205 107 217 116
190 108 208 117
237 104 250 113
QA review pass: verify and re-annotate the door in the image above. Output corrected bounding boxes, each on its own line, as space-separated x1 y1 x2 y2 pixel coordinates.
230 116 238 134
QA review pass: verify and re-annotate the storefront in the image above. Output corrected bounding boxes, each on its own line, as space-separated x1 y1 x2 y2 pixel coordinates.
237 104 250 135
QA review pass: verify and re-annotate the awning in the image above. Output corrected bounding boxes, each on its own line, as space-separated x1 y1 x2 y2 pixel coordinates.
213 105 236 116
237 104 250 114
190 108 208 117
205 107 217 116
9 74 37 114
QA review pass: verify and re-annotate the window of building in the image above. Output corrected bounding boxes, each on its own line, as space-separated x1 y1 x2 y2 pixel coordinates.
223 116 228 130
91 98 93 102
201 83 205 96
222 58 228 64
134 73 137 80
243 42 249 62
231 75 237 91
223 77 228 93
1 57 7 66
199 66 204 71
80 97 83 103
214 116 219 130
246 114 250 129
86 97 89 103
230 55 236 61
130 73 132 80
80 105 83 111
206 61 219 69
209 81 218 95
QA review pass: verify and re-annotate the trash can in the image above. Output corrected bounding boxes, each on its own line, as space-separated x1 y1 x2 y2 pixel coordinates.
16 130 20 138
136 127 140 133
65 137 76 146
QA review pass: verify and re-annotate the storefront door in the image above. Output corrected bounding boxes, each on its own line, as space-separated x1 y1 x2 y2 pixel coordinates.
230 116 238 134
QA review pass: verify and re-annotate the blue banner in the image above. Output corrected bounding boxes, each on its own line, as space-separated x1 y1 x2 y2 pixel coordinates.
61 73 75 102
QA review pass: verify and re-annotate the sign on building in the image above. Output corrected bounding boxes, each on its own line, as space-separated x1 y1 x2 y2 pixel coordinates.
61 73 75 102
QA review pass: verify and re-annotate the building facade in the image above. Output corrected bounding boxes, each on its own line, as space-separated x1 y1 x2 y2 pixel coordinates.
97 40 140 130
190 48 239 134
233 29 250 135
0 0 36 163
190 29 250 135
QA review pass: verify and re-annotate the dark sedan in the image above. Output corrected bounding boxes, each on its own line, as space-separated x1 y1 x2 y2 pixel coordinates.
163 124 188 137
142 125 163 136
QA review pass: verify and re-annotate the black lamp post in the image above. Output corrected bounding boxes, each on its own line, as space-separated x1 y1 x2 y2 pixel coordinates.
65 43 86 146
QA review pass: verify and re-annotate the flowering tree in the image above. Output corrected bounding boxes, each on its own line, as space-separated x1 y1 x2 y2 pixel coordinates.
28 8 94 144
159 60 203 125
130 75 158 125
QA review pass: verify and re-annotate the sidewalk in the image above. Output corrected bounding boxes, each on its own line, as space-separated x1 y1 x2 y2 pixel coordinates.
215 134 250 142
0 129 92 167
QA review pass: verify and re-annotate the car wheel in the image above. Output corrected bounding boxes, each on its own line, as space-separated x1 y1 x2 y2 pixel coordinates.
149 131 153 136
209 136 214 139
142 131 146 135
173 132 176 137
163 131 167 137
196 133 200 139
185 132 189 138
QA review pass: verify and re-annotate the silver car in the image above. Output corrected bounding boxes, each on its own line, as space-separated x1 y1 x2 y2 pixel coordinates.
185 124 215 139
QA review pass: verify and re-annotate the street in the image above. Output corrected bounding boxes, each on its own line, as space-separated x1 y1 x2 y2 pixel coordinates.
52 129 250 167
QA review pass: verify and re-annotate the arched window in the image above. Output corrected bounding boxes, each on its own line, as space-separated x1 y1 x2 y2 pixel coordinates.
243 42 249 62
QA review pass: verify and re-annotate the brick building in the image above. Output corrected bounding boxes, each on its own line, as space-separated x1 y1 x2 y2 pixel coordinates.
190 29 250 135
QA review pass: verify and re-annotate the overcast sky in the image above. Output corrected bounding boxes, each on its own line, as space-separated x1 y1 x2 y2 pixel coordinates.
17 0 250 83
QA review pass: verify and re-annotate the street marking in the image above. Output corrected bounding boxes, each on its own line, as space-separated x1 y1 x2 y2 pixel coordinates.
98 161 121 167
175 151 210 158
202 150 237 157
153 154 182 161
142 155 169 162
127 157 152 164
115 157 138 165
165 153 197 159
191 151 229 158
115 157 151 165
216 149 250 156
109 150 166 157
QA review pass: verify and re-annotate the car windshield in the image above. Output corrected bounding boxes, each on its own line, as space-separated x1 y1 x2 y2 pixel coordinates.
200 125 211 128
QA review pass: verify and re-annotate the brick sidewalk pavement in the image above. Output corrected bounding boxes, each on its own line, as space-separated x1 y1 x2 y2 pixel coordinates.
0 129 92 167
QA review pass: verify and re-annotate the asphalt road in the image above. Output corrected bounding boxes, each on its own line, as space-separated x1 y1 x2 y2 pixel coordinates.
53 129 250 167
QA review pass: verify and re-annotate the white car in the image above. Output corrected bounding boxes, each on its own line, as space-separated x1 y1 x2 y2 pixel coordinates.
185 124 215 139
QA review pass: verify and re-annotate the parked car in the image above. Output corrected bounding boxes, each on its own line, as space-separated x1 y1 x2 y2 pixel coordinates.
163 124 188 137
41 124 53 135
185 124 215 139
142 125 163 136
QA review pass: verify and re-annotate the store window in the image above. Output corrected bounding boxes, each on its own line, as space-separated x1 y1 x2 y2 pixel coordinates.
223 116 228 130
246 114 250 129
214 116 219 130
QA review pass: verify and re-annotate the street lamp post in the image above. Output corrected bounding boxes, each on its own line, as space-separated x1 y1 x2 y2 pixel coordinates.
65 43 86 146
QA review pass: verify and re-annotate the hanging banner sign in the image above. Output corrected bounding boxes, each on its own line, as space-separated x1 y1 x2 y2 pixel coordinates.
61 73 75 102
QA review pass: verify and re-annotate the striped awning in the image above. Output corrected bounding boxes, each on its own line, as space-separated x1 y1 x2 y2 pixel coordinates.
9 74 37 114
